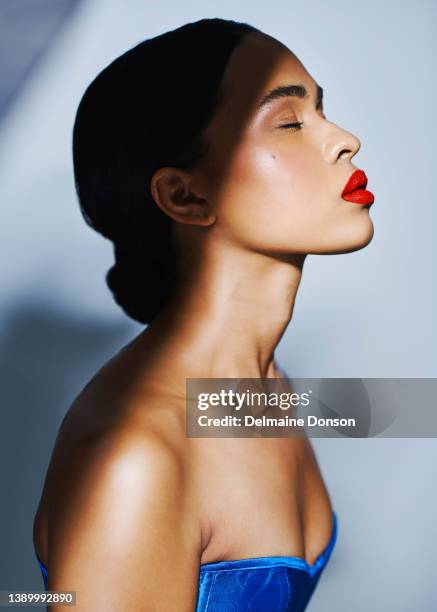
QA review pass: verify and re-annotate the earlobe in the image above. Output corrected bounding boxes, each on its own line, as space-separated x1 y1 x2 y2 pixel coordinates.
150 167 216 226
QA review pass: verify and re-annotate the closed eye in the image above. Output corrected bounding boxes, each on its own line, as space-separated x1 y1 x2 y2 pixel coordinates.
279 121 303 131
279 94 326 131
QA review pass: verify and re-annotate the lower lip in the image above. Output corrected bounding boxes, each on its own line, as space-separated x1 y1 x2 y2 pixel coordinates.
342 189 374 205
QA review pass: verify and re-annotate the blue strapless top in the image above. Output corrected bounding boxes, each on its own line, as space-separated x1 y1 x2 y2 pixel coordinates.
36 511 337 611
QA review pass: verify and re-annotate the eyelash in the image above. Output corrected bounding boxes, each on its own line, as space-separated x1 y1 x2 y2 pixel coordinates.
279 122 304 131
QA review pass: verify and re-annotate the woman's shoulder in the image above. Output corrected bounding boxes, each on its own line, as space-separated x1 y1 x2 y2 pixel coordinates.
34 340 194 527
34 407 203 600
57 332 189 457
34 384 198 564
49 370 190 497
53 416 189 515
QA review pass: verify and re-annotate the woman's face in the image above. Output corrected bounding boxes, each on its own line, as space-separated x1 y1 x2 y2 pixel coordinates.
197 31 374 255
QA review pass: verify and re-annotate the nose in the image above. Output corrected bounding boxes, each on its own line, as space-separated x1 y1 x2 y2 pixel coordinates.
323 122 361 164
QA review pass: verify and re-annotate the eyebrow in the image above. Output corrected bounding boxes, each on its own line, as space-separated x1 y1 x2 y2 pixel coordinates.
257 83 324 111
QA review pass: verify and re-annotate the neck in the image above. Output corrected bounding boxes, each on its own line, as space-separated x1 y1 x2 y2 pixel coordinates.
145 244 306 379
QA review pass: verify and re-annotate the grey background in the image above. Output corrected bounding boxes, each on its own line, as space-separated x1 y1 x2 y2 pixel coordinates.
0 0 436 610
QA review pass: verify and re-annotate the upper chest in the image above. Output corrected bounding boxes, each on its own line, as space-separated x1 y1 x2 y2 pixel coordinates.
188 436 333 566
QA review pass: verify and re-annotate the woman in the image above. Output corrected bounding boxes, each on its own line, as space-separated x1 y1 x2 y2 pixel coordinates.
33 17 374 611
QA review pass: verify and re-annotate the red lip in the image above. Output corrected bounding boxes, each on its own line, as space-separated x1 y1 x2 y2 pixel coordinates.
341 169 374 205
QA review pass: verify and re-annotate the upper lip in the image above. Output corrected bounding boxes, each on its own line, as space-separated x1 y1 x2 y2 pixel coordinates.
341 169 368 196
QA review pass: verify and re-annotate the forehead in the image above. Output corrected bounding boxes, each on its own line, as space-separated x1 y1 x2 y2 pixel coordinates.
215 31 317 121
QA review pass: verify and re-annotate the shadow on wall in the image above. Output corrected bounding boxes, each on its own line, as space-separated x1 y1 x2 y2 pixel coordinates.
0 299 133 590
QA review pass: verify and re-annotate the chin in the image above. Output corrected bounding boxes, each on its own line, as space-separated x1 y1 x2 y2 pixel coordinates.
335 215 375 253
311 215 375 255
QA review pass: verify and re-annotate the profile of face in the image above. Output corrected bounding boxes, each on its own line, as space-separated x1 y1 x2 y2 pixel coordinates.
151 31 374 260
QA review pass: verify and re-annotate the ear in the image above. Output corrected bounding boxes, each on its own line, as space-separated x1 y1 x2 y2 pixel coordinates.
150 167 216 226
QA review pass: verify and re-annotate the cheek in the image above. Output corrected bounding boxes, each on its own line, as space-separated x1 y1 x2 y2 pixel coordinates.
214 142 323 250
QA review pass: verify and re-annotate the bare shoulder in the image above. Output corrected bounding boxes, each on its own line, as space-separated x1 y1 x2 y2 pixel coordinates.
45 419 201 610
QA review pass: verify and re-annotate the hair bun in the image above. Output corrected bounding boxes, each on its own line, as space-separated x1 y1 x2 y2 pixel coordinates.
106 238 176 324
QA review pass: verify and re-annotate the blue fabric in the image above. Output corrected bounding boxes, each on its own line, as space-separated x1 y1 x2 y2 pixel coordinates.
36 511 337 611
196 511 338 611
37 556 48 590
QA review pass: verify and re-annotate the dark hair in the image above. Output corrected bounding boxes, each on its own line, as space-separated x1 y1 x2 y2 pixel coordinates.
72 17 257 324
